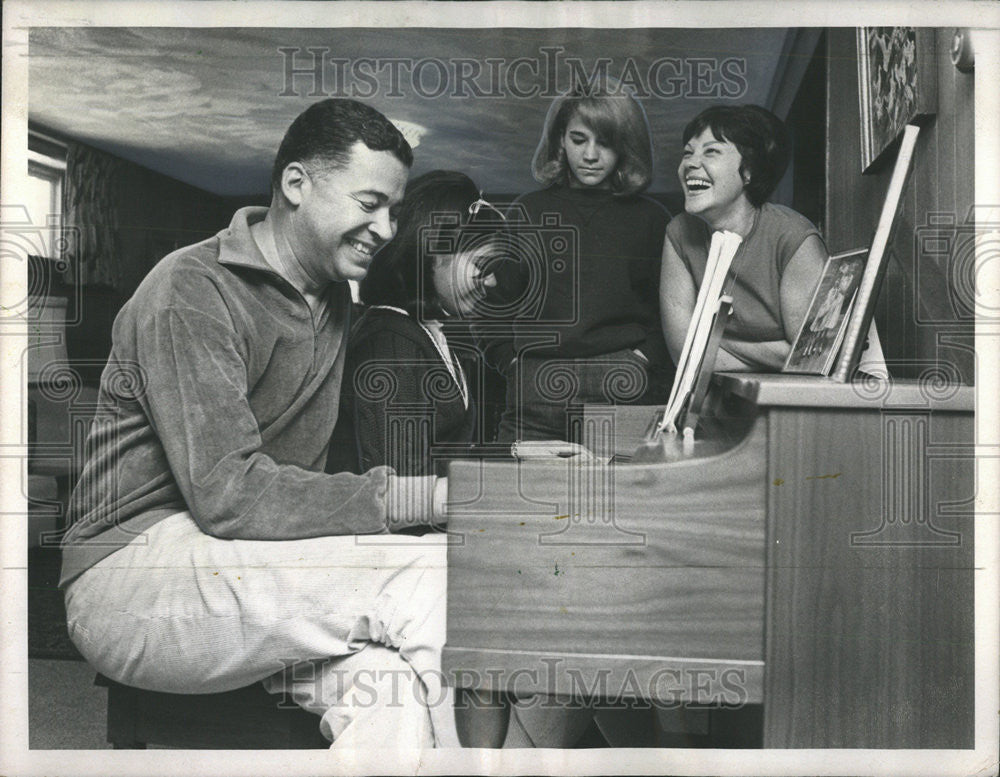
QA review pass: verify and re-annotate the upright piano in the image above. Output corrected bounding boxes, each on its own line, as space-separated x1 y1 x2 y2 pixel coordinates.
442 373 975 748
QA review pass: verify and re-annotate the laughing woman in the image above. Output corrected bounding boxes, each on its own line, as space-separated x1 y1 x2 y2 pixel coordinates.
660 104 828 372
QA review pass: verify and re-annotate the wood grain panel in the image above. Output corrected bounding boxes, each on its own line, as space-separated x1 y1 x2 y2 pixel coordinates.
763 405 975 747
717 372 973 411
825 28 975 385
446 375 975 742
826 29 886 254
445 416 768 698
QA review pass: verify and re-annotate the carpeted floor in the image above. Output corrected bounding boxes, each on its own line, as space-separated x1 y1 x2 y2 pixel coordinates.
29 658 109 749
26 543 108 749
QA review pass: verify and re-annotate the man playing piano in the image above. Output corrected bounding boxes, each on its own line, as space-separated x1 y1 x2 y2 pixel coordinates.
58 98 458 750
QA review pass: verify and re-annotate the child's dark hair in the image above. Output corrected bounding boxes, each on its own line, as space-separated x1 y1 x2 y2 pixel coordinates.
360 170 493 318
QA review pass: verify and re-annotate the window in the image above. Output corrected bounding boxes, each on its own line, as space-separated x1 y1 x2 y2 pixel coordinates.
27 132 67 260
25 132 71 380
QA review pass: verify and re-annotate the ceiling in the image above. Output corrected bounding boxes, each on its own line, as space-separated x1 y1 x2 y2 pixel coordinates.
29 26 797 197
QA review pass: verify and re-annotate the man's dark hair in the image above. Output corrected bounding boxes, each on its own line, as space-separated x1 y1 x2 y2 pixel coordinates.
271 99 413 190
682 104 790 207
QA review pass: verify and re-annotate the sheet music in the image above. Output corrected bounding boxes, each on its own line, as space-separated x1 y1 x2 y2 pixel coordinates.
659 230 742 433
856 321 888 379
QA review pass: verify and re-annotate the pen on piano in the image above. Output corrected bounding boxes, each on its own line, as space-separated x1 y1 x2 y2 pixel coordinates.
510 440 609 464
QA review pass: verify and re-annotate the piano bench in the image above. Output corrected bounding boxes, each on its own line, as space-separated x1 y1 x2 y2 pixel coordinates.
95 675 329 749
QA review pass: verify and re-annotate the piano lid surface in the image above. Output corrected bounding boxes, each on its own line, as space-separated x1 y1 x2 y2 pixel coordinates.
716 372 974 411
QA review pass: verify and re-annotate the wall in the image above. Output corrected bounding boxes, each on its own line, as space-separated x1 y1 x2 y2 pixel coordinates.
785 31 827 233
825 28 975 384
56 139 262 381
61 138 242 295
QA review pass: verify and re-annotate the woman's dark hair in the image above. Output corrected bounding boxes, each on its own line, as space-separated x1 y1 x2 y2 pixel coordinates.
532 85 653 195
271 98 412 190
360 170 495 318
682 104 790 207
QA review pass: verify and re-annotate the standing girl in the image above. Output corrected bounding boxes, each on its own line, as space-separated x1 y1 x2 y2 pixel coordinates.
481 85 672 444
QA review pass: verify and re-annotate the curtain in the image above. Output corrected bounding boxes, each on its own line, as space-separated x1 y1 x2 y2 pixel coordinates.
62 141 127 288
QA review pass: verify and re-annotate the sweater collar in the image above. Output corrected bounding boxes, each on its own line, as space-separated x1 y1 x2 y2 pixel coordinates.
549 184 619 201
217 209 352 320
216 206 278 273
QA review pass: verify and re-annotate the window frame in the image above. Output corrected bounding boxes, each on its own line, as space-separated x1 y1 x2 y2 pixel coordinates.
28 135 67 256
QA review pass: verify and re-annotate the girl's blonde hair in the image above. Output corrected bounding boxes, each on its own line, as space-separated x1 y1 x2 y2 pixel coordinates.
531 86 653 195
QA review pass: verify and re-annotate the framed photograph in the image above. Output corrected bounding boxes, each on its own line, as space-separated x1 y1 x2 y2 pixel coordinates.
783 249 867 375
856 27 937 173
831 123 920 382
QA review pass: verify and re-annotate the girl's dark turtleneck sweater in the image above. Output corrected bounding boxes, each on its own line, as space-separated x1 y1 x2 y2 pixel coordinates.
479 184 670 371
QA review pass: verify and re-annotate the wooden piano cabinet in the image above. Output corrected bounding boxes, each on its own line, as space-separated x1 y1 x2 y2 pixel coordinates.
442 374 975 749
445 399 768 708
743 376 976 749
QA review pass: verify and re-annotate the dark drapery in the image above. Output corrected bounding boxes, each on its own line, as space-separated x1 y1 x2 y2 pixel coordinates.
61 141 127 288
60 140 240 294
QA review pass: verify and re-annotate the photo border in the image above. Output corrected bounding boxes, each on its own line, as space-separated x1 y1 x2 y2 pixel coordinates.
2 3 997 776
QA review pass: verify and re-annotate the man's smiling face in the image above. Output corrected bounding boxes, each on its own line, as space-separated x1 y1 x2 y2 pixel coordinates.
290 142 409 285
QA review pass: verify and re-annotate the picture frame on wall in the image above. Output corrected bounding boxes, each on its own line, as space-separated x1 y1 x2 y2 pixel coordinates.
856 27 937 173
